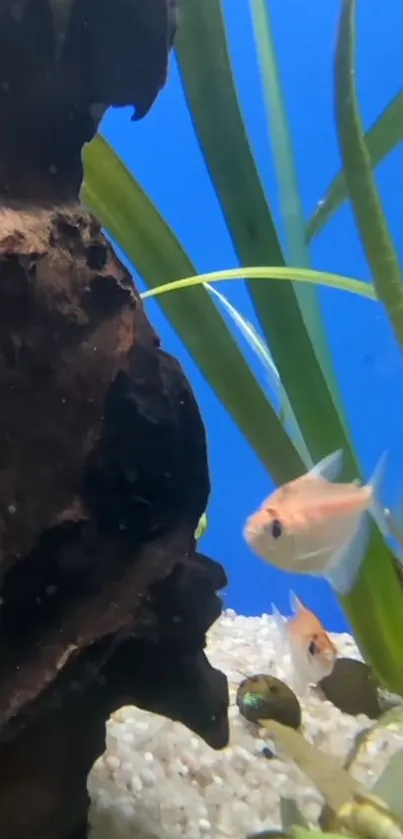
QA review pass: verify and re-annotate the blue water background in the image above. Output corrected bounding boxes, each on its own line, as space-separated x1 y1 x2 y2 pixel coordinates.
102 0 403 630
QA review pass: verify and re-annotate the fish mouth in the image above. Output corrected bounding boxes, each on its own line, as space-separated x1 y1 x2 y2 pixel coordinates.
320 650 337 675
322 649 335 661
322 656 336 678
243 518 269 550
243 517 261 540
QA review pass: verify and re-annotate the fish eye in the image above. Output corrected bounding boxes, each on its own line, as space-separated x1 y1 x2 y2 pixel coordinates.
271 519 283 539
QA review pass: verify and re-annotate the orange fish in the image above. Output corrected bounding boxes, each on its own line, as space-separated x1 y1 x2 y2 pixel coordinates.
272 591 337 691
243 450 388 595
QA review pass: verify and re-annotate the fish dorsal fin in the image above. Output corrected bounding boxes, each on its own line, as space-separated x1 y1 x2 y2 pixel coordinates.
307 450 344 482
289 590 303 615
271 602 284 622
271 603 290 658
272 602 288 636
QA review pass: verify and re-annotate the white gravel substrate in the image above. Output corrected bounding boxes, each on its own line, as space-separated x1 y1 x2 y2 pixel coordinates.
88 610 403 839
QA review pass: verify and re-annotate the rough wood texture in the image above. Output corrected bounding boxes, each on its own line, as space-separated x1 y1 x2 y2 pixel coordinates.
0 2 229 837
0 203 229 839
0 0 178 201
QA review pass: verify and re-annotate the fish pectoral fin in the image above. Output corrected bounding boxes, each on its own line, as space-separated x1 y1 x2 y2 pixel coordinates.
295 543 337 574
307 449 344 482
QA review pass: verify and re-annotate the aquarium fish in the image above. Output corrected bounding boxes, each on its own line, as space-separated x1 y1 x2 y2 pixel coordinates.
272 591 337 691
243 450 388 595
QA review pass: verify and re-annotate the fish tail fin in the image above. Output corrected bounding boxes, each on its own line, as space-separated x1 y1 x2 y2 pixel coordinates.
324 525 370 596
271 601 285 629
308 450 344 482
325 452 389 596
368 451 389 536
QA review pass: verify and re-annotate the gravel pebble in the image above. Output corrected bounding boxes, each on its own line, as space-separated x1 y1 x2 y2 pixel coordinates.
88 610 403 839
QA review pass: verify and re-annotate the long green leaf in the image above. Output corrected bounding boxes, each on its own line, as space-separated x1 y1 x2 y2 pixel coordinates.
316 0 403 699
203 283 314 465
248 0 343 402
249 0 309 267
175 0 358 472
248 0 356 443
335 0 403 350
140 267 376 300
81 134 303 482
259 719 364 814
307 90 403 241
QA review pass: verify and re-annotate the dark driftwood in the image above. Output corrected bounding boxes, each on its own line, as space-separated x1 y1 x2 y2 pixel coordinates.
0 3 229 837
0 0 179 202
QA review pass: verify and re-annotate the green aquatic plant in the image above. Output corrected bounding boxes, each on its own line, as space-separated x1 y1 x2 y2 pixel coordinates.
175 0 355 471
194 512 208 541
140 268 374 301
81 0 403 694
334 0 403 350
307 90 403 242
344 705 403 774
259 718 403 839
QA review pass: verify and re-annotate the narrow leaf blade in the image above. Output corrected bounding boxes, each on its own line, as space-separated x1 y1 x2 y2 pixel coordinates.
307 90 403 241
175 0 358 471
204 283 313 467
259 719 365 814
141 267 376 301
81 134 304 482
335 0 403 349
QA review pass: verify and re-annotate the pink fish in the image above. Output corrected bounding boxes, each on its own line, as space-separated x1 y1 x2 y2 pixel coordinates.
273 591 337 691
243 450 387 594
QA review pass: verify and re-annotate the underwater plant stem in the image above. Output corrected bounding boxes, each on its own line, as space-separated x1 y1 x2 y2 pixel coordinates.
335 0 403 351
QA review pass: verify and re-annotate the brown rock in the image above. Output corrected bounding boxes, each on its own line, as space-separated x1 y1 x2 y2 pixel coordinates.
0 0 179 202
0 204 229 837
0 2 230 837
